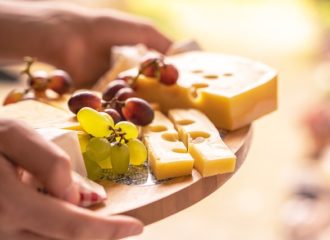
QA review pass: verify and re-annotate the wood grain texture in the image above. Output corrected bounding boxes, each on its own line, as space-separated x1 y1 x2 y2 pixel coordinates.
93 125 252 225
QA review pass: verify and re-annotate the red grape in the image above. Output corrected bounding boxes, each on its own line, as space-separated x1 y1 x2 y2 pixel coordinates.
102 80 129 101
68 92 102 114
122 97 154 126
159 64 179 85
115 87 136 101
104 108 122 124
139 58 159 77
48 69 73 95
3 89 25 106
28 70 48 91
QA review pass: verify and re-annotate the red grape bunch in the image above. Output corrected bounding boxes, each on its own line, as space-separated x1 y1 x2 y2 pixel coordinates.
138 57 179 85
68 88 154 127
3 57 73 105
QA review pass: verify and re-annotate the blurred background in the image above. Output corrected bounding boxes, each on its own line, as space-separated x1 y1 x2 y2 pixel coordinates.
2 0 330 239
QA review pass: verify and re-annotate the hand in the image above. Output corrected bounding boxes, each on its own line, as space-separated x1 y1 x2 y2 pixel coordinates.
0 1 173 88
0 118 143 240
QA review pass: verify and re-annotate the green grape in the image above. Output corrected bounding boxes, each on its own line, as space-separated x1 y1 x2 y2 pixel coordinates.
115 121 138 140
86 137 111 163
110 142 129 174
77 107 113 137
83 153 103 181
100 112 115 124
77 131 90 153
127 139 147 165
97 156 112 169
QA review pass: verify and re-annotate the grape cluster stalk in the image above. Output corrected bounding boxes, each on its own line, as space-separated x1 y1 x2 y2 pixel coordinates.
3 57 73 106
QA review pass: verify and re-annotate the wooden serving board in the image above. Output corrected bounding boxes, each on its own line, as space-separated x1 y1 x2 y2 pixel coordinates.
93 125 252 225
0 98 252 225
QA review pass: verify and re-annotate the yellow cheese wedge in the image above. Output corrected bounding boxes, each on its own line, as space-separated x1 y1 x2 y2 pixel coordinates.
168 109 236 177
0 100 78 129
122 51 277 130
142 111 194 180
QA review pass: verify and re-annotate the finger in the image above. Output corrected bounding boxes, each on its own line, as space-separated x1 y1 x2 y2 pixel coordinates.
10 175 143 240
0 119 79 204
95 9 172 53
16 231 56 240
143 26 173 54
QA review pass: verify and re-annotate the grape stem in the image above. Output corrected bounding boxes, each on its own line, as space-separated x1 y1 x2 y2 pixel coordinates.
102 97 125 111
21 56 36 79
107 126 129 144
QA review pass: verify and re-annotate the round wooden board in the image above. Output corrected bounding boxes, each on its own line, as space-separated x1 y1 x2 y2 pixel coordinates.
92 125 252 225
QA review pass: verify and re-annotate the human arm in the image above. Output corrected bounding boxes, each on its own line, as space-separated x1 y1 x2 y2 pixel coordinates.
0 1 172 87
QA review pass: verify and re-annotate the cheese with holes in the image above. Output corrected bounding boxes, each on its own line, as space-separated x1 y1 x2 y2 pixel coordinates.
122 51 277 130
169 109 236 177
142 111 194 180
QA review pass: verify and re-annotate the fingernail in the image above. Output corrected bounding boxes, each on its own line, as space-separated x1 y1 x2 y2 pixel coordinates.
63 182 80 205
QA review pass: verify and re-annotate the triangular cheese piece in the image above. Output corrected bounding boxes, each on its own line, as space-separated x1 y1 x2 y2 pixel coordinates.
0 100 77 129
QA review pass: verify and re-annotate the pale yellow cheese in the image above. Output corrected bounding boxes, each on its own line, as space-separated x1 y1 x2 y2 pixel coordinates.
0 100 78 129
142 111 194 180
168 109 236 177
0 100 85 175
122 51 277 130
37 128 87 176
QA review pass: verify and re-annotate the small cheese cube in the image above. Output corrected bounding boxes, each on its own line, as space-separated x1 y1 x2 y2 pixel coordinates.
143 111 194 180
168 109 236 177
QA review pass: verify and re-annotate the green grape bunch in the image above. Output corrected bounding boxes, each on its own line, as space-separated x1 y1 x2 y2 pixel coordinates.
77 107 147 180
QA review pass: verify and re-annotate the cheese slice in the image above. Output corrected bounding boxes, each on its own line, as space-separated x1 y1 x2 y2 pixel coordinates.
0 100 79 129
142 111 194 180
168 109 236 177
122 51 277 130
37 128 87 177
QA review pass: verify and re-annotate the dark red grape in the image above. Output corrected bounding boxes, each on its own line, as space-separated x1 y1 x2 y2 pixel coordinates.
28 70 48 91
104 108 122 124
68 92 102 114
115 87 136 101
48 69 73 95
159 64 179 85
122 97 154 126
102 80 129 101
3 89 25 106
139 58 159 77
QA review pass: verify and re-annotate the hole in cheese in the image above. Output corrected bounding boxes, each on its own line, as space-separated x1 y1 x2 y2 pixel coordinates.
148 125 167 132
172 148 187 153
203 74 219 79
192 83 209 89
190 83 209 99
223 73 233 77
176 119 195 125
191 70 203 74
161 132 178 142
190 131 210 140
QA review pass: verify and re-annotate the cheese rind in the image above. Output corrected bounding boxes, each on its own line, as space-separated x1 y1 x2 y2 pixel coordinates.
168 109 236 177
122 51 277 130
143 111 194 180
